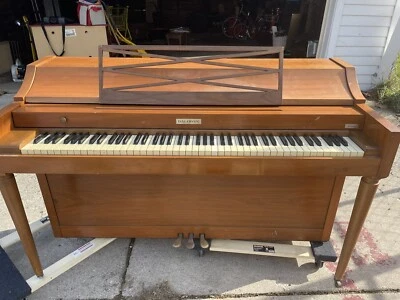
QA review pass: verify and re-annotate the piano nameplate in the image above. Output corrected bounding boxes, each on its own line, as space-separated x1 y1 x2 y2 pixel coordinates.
176 119 202 125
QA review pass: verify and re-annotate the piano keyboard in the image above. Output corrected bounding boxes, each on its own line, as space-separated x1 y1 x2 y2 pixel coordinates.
21 132 365 157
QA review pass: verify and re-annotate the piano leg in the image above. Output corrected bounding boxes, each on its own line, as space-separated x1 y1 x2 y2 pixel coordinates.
334 176 379 286
0 173 44 277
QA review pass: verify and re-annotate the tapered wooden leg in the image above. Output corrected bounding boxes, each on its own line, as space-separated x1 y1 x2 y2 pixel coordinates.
334 177 379 283
0 173 43 277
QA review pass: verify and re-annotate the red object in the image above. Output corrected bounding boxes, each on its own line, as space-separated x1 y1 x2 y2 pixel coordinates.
77 3 105 25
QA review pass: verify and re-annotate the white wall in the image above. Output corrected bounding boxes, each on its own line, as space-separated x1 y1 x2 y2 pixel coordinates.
318 0 399 91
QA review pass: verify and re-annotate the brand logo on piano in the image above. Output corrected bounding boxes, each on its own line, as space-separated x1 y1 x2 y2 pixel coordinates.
176 119 202 125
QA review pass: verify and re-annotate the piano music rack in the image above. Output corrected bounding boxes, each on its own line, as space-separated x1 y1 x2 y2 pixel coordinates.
98 45 284 106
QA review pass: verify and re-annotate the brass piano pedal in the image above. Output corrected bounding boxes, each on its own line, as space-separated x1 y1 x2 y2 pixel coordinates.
199 234 209 249
186 233 195 249
173 233 183 248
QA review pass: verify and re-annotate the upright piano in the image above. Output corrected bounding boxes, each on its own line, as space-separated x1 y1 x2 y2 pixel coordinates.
0 46 399 285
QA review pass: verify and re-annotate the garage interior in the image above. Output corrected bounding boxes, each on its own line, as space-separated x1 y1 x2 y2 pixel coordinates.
0 0 326 70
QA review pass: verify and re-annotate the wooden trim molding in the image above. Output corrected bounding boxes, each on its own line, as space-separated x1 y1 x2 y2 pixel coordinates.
317 0 345 58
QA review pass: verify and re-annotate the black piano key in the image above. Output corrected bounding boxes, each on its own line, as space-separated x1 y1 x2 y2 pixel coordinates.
152 133 160 145
97 133 107 144
268 134 277 146
227 134 233 146
70 133 82 144
279 135 288 146
210 134 215 146
293 135 303 146
330 135 341 147
304 135 314 146
71 132 82 145
251 134 258 146
220 134 225 146
115 133 125 145
185 134 190 145
79 133 90 144
108 133 118 145
243 134 251 146
196 134 201 146
64 133 76 144
73 133 86 144
133 133 142 145
52 132 66 144
160 133 167 145
122 134 131 145
237 134 244 146
44 132 57 144
311 135 322 146
202 134 207 146
89 133 100 144
286 135 295 146
261 135 269 146
177 133 183 145
141 133 149 144
322 135 333 146
336 135 348 146
33 132 49 144
167 134 173 145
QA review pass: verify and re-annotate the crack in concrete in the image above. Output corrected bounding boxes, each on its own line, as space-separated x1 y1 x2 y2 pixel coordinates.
115 238 135 300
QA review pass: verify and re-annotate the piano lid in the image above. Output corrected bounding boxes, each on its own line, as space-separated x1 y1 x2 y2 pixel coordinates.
15 45 365 106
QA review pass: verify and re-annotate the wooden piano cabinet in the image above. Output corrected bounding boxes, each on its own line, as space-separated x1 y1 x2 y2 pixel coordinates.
1 52 399 284
38 174 345 242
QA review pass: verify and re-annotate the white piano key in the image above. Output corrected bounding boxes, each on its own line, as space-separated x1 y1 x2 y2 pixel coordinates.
172 135 181 156
211 135 218 156
215 135 224 156
298 136 312 157
343 137 365 157
21 141 35 155
242 135 252 157
110 134 126 156
158 135 170 155
166 135 177 156
290 136 305 157
275 137 291 157
330 138 346 158
267 136 284 156
198 135 207 156
229 135 238 156
136 134 152 155
125 134 138 155
184 135 194 156
146 135 157 155
178 135 188 156
153 135 164 156
234 136 245 156
204 135 212 156
98 135 115 156
318 136 340 157
255 136 268 156
72 134 90 155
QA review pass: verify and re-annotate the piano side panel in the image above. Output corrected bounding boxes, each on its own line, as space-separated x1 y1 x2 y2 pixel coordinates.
0 103 20 139
356 104 400 178
13 57 56 102
42 174 343 241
